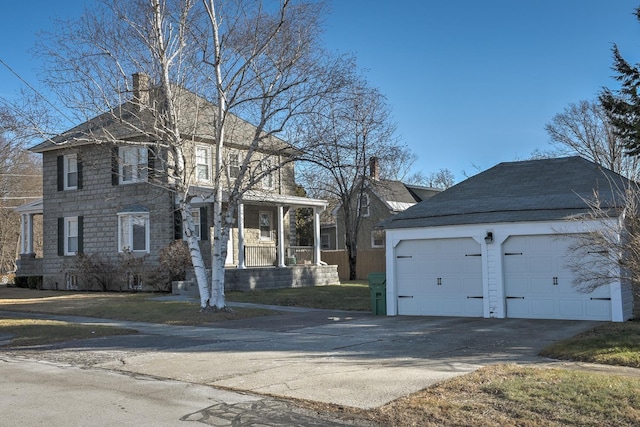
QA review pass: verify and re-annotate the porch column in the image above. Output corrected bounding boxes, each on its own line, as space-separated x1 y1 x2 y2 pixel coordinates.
277 205 285 267
237 202 246 269
20 214 27 254
26 214 34 254
313 208 321 265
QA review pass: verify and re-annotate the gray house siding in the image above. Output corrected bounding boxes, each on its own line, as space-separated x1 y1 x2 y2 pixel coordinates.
41 144 174 289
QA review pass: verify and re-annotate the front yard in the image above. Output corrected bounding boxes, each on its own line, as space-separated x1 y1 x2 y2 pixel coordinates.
2 284 640 426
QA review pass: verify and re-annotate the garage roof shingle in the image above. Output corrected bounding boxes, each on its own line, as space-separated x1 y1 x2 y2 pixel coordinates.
382 156 631 229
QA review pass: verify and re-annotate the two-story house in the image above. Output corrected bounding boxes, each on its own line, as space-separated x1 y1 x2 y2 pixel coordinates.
322 158 441 252
16 73 338 291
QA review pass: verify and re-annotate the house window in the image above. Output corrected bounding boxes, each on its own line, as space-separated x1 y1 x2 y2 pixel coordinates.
261 157 274 190
371 229 385 248
64 154 78 190
192 209 201 240
358 193 370 217
118 212 150 253
321 233 330 249
229 152 241 180
65 217 79 255
120 146 148 184
259 211 272 240
196 145 211 182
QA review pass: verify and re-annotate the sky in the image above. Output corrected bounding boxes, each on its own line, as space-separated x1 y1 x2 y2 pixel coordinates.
1 1 640 182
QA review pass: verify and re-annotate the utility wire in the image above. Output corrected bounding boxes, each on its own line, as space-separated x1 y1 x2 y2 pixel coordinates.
0 57 73 123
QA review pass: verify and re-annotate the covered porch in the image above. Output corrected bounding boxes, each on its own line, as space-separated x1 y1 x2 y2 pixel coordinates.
14 199 43 277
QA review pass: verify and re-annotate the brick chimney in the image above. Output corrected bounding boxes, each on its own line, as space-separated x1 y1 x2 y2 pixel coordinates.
369 157 380 180
132 72 150 108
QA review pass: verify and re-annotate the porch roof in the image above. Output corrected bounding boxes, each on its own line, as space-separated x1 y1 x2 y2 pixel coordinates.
14 198 43 215
189 188 328 210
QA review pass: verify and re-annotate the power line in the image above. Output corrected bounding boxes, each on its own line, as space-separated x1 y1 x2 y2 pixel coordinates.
0 57 73 123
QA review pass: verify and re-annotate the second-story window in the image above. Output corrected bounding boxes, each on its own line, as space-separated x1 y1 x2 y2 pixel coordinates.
64 154 78 190
229 152 241 180
196 145 211 182
58 154 82 191
120 146 148 184
261 157 274 190
358 193 370 217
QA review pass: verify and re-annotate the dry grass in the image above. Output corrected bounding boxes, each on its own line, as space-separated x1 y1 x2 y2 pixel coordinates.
540 321 640 368
0 318 137 348
226 281 371 311
303 364 640 426
0 286 277 326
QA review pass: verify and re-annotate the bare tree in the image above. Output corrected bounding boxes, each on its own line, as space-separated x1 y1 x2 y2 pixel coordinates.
38 0 342 309
425 168 455 190
562 182 640 302
545 99 639 178
298 71 403 279
0 106 42 273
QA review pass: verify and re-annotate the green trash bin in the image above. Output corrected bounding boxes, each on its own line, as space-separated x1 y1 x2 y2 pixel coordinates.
368 272 386 315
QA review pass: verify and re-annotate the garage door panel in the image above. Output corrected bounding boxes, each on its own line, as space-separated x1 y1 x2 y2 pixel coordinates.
504 235 612 321
395 238 483 317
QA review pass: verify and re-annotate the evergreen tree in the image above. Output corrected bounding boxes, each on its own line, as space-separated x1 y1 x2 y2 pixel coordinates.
600 7 640 156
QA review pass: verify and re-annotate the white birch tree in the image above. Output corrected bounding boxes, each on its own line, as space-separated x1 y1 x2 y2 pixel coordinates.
37 0 344 310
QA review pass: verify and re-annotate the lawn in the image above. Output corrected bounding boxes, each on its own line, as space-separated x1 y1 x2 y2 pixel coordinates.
226 281 371 311
3 284 640 426
540 320 640 368
0 286 276 326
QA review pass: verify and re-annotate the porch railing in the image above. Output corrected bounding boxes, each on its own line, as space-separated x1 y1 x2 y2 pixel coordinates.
287 246 313 264
243 245 315 267
244 246 277 267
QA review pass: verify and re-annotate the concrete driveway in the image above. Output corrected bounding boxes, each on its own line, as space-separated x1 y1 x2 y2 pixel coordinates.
67 309 599 409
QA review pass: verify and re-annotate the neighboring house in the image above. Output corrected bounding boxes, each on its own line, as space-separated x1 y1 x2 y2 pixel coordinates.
15 73 336 291
323 158 440 252
383 156 635 322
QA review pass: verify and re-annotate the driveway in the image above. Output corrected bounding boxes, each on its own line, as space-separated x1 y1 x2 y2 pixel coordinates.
3 308 599 409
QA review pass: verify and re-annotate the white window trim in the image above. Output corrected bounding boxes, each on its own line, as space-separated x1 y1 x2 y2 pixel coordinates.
371 229 385 248
192 209 201 240
118 212 150 253
64 217 79 256
358 193 370 217
119 146 148 184
259 211 273 241
195 145 212 183
261 157 274 190
64 154 78 190
228 151 241 180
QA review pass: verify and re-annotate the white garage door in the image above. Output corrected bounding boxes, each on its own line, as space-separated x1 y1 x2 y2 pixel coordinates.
395 238 483 317
503 235 611 321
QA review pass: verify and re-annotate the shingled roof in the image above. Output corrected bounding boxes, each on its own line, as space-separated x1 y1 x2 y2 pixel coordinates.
382 156 631 229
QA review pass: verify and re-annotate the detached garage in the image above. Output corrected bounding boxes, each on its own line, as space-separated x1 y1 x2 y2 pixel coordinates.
383 157 635 322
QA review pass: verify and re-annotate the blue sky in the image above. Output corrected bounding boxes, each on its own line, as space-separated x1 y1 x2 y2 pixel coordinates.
1 1 640 181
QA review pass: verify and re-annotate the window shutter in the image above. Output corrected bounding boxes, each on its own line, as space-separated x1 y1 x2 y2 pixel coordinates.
57 155 64 191
77 159 83 189
174 210 183 240
200 207 208 241
77 216 84 253
148 148 155 180
111 146 119 186
57 218 64 256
